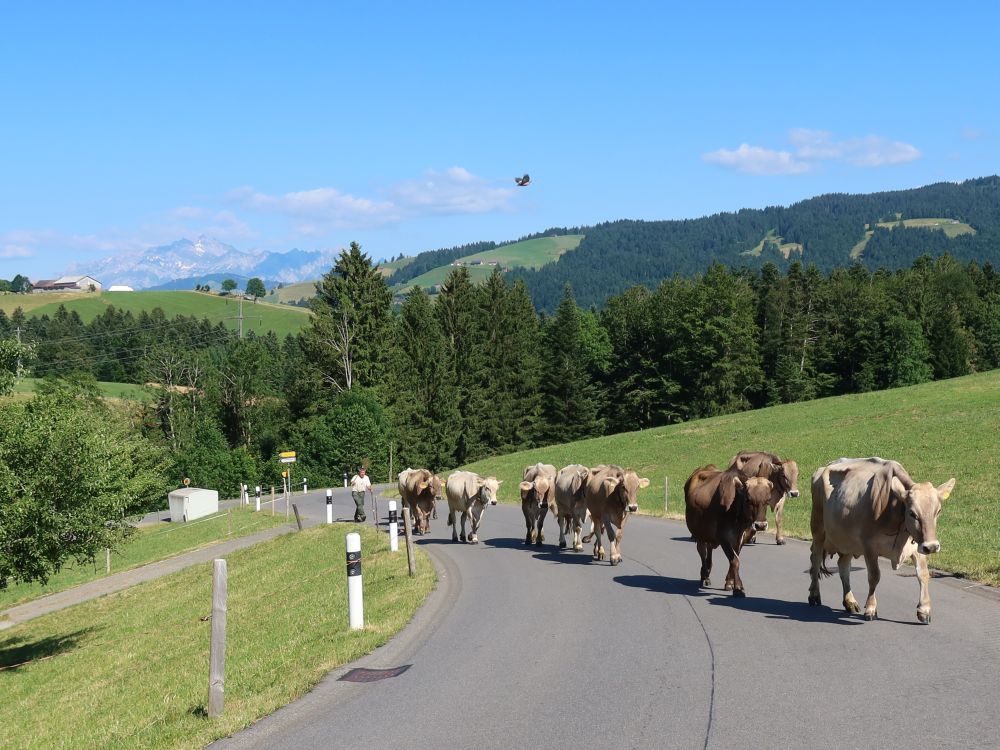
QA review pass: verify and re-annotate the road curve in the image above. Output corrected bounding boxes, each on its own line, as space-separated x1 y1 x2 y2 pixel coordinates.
213 491 1000 750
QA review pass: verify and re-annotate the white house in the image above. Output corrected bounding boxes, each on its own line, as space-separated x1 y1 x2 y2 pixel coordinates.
54 275 102 291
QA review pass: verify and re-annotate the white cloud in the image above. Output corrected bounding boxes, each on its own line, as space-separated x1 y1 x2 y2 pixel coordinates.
1 244 34 259
702 144 812 175
229 167 516 230
705 129 921 175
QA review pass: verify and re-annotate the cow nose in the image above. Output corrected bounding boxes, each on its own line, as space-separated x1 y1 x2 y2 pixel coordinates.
754 521 768 531
789 490 800 498
627 504 638 513
490 499 497 505
919 541 941 554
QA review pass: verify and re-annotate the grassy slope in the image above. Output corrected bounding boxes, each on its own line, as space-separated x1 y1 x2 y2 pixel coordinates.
11 377 152 402
0 291 310 339
394 235 584 291
0 524 435 750
850 218 977 258
460 370 1000 585
0 507 290 610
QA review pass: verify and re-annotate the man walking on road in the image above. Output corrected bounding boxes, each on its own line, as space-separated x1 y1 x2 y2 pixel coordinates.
350 467 372 522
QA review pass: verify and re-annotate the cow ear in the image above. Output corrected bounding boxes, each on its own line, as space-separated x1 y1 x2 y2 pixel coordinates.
721 476 742 511
603 476 620 490
890 476 907 499
936 478 955 501
496 480 503 485
733 454 746 472
767 479 774 491
874 473 905 520
418 481 429 490
638 477 650 489
519 481 533 492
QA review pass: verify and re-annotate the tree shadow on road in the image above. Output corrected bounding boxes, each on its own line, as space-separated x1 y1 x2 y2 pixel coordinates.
613 574 864 625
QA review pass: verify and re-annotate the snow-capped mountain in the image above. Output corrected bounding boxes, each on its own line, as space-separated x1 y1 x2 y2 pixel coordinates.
69 237 339 289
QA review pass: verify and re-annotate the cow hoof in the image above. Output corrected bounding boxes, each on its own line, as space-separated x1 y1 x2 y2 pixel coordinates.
559 540 567 549
539 533 545 542
864 610 878 621
610 557 620 566
459 534 467 543
701 578 711 587
524 535 532 545
807 594 821 607
733 589 746 598
917 610 931 624
775 538 786 546
471 536 479 544
723 581 734 591
845 601 861 615
573 544 583 552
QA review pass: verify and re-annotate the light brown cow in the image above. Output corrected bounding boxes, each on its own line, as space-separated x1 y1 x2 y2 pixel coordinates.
554 464 590 551
584 465 650 565
519 463 557 546
398 468 444 535
446 470 501 544
685 464 773 596
808 457 955 623
730 451 800 545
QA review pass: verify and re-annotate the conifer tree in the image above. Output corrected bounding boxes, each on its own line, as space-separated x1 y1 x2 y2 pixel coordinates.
303 242 393 395
540 284 602 443
388 287 459 471
435 267 480 464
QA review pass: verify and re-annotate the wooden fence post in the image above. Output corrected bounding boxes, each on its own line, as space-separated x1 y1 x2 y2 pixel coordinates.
207 559 228 717
292 504 303 531
664 476 669 514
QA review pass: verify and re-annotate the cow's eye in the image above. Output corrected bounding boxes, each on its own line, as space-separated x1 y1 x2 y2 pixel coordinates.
908 510 918 519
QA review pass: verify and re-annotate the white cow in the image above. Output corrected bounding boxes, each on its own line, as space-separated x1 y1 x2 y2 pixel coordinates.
446 470 501 544
808 457 955 623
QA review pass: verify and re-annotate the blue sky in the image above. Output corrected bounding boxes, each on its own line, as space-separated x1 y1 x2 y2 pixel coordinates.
2 1 999 279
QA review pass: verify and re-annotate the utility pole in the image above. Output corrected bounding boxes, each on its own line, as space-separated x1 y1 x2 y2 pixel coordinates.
15 326 22 373
238 295 243 340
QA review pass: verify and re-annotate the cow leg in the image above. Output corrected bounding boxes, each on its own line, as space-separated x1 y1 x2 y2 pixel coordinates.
581 509 595 543
914 552 932 624
535 506 547 545
697 541 713 587
459 511 468 543
863 550 880 620
807 523 826 607
449 509 459 542
591 518 605 561
603 516 621 565
773 496 786 545
469 507 482 544
432 500 437 520
720 539 744 597
839 554 861 614
523 506 533 545
573 507 586 551
558 513 568 549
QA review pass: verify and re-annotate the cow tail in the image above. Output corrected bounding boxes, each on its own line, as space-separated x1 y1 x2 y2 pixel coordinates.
447 513 453 526
819 553 835 577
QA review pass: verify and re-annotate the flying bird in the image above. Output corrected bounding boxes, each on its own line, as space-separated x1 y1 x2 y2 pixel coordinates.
514 174 531 187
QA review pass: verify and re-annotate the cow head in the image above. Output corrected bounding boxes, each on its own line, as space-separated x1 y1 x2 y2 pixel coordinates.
603 469 650 513
431 475 445 499
520 473 552 509
892 476 955 555
744 477 773 531
480 477 501 505
776 459 800 498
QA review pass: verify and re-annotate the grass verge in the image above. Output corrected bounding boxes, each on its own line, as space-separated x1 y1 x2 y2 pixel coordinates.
0 523 435 750
0 507 290 611
459 370 1000 586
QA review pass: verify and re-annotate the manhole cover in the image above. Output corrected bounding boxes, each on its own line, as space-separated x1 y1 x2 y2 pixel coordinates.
339 666 411 683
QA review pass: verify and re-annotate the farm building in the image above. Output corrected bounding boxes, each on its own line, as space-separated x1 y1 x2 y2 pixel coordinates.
32 275 102 292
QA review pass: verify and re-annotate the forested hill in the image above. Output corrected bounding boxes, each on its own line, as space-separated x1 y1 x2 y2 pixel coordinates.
509 176 1000 311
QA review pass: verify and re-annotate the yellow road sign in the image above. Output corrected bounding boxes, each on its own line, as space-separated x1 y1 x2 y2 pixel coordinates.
279 450 296 458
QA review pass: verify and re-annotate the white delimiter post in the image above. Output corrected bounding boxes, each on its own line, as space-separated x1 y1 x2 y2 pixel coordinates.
255 485 261 512
388 500 399 552
346 533 364 630
326 489 333 525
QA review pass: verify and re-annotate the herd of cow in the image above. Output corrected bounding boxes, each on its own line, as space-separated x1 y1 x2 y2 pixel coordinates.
397 453 955 624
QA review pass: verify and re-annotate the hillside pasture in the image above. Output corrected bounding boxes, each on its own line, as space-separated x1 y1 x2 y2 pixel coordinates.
459 370 1000 586
7 377 151 403
850 217 976 258
0 291 310 339
744 229 804 259
394 235 584 291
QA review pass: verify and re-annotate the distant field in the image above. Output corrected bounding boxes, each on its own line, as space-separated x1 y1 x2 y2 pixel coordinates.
265 280 316 304
460 370 1000 586
744 229 803 259
850 218 976 258
0 291 310 339
395 234 584 291
10 377 151 402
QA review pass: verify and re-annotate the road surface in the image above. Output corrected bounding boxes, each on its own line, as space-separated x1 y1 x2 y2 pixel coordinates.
214 489 1000 750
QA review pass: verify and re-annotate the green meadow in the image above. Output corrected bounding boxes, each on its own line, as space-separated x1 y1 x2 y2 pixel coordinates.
0 524 435 750
0 291 311 339
460 370 1000 586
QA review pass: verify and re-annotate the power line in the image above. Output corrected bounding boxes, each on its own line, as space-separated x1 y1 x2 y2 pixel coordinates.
18 312 233 344
31 329 235 370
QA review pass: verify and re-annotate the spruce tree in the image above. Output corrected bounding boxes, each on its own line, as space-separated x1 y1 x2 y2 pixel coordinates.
435 267 480 464
388 287 459 472
303 242 393 395
540 284 602 443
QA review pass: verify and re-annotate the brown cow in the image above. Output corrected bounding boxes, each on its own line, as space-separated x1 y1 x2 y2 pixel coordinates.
730 451 800 545
684 464 773 596
584 465 650 565
808 457 955 623
397 468 444 535
554 464 590 551
519 463 557 545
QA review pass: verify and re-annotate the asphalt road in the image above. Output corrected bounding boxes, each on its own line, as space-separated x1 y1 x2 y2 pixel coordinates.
214 489 1000 750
